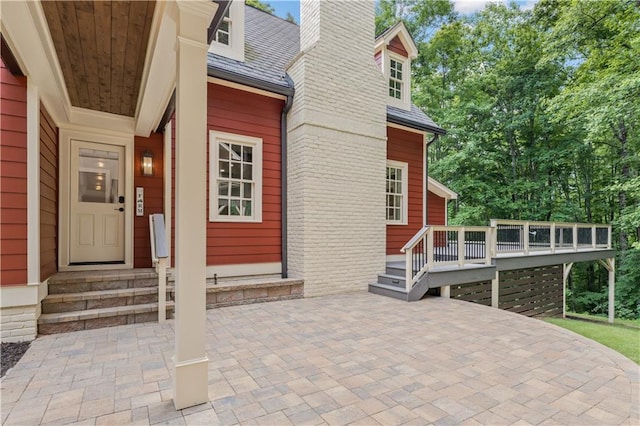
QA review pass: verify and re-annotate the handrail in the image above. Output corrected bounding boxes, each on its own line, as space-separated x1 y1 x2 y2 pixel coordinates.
399 219 611 294
149 214 169 323
401 225 492 292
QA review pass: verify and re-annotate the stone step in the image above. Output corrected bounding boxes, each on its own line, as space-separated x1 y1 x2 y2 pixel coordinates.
47 269 158 294
41 288 169 314
38 302 174 335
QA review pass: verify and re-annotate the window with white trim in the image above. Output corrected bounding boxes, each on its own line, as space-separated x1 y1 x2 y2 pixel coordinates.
386 160 408 225
209 131 262 222
215 9 231 46
208 0 245 62
389 58 404 100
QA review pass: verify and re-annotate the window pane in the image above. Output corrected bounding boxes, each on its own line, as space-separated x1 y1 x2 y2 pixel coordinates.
243 146 253 163
243 183 252 198
218 199 229 215
230 200 240 216
219 161 229 178
219 142 230 160
242 200 252 216
218 181 229 196
218 32 229 45
396 169 402 180
231 144 242 159
231 182 241 197
231 162 241 179
243 164 252 180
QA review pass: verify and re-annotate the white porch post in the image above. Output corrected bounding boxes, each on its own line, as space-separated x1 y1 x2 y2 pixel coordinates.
173 0 217 410
562 262 574 319
598 258 616 324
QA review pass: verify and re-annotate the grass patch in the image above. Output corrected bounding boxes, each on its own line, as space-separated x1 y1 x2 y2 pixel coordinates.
566 312 640 329
545 317 640 364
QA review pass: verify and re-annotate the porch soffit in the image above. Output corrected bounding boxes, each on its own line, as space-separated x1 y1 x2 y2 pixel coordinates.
40 1 156 118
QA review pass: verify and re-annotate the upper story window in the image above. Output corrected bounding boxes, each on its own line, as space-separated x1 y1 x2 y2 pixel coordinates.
208 0 245 62
215 9 230 46
389 58 404 100
209 131 262 222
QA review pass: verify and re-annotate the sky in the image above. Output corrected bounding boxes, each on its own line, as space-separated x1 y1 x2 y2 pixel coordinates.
269 0 540 23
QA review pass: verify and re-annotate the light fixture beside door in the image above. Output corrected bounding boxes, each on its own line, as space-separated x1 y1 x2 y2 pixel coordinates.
141 150 154 176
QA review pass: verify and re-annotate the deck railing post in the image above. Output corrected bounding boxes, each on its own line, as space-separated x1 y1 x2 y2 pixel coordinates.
405 247 413 293
550 222 556 253
523 222 530 255
426 229 434 269
591 225 596 249
485 228 492 265
573 224 578 251
490 219 497 257
607 225 612 249
458 227 465 266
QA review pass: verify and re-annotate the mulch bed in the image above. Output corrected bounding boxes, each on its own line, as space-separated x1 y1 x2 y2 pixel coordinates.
1 342 31 378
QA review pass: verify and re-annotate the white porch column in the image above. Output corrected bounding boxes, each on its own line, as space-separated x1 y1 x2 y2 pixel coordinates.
173 0 217 410
607 258 615 324
562 263 574 319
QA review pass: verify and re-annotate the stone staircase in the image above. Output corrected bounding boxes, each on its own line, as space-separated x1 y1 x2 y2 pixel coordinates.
38 269 173 335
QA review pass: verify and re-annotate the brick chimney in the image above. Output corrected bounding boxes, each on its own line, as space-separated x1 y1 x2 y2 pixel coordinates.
286 0 387 296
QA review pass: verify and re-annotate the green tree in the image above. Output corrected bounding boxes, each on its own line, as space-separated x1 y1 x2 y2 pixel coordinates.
246 0 275 15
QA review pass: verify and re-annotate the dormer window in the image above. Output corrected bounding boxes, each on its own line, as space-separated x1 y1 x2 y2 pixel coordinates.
374 22 418 111
389 58 404 100
208 0 245 62
215 9 230 46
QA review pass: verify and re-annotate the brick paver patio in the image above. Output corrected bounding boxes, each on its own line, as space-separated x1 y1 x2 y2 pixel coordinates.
1 293 638 425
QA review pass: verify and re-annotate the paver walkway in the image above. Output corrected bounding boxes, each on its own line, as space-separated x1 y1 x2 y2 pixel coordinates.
1 293 638 425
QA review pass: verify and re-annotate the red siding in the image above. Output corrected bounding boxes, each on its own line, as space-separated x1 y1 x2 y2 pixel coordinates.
428 191 447 226
386 127 423 255
374 51 382 70
206 84 283 265
40 102 58 281
388 35 409 57
0 59 28 286
134 133 164 268
170 83 284 266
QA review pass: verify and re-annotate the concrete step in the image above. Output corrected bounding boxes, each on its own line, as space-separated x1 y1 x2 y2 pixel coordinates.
41 287 169 314
38 302 174 335
47 269 158 294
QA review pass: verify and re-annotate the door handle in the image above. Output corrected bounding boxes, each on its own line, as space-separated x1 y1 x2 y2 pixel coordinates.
114 207 124 212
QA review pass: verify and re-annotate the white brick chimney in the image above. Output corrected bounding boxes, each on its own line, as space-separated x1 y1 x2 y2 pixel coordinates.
286 0 387 296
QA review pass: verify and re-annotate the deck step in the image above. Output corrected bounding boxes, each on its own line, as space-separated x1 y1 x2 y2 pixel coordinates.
41 287 170 314
368 282 409 301
38 302 174 335
376 273 406 288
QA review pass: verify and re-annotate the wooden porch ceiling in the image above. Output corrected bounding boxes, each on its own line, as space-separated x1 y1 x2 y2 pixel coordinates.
41 0 156 117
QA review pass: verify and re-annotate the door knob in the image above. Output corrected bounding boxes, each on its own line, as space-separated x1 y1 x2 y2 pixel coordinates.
114 207 124 212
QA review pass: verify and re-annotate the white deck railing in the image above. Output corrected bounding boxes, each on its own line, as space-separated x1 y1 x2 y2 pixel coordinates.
400 220 611 292
400 225 492 292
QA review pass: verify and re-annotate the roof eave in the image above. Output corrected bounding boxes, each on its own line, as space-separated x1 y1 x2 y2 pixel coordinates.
207 65 294 97
386 113 446 136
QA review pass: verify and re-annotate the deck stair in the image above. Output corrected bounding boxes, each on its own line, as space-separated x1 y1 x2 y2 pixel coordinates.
38 269 172 335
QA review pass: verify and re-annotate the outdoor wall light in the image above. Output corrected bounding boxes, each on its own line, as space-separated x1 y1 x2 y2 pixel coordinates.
141 150 154 176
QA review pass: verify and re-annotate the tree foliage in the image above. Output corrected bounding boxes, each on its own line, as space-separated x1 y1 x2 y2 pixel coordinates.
246 0 275 15
377 0 639 318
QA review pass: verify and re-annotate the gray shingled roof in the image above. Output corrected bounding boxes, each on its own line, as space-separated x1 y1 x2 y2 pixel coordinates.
207 5 444 134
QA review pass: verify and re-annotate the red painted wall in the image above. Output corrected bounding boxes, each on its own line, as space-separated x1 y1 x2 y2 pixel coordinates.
0 59 28 285
386 127 423 255
206 84 283 265
388 35 409 57
428 191 447 226
170 83 284 267
40 102 58 281
133 133 164 268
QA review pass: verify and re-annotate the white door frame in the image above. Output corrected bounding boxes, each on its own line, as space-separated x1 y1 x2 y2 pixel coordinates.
59 127 134 271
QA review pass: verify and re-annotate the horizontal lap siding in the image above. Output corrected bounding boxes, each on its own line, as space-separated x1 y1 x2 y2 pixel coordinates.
40 102 58 281
170 84 284 267
207 84 283 266
428 191 446 225
388 36 408 57
0 60 28 285
134 133 164 268
386 127 423 255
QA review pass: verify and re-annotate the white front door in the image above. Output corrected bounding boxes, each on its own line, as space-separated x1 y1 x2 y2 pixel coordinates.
69 140 126 263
